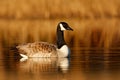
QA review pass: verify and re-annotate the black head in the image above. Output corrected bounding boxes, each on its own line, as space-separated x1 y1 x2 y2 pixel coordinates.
58 22 73 31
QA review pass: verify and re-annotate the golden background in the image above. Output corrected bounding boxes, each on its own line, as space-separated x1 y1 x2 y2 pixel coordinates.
0 0 120 54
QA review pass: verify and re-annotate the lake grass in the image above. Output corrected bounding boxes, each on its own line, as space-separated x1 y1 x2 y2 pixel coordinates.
0 0 120 57
0 0 120 19
0 18 120 49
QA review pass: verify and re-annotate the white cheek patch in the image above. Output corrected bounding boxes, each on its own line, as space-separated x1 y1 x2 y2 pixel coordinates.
60 24 66 31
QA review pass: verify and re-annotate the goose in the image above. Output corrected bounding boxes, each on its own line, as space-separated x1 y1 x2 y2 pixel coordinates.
16 22 73 58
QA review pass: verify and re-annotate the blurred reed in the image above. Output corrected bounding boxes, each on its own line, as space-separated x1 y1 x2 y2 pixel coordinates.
0 0 120 55
0 19 120 49
0 0 120 19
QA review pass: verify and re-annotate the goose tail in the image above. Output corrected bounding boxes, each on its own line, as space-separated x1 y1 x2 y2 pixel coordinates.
10 44 21 57
10 44 18 50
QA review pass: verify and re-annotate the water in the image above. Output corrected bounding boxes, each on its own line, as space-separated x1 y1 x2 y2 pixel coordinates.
0 47 120 80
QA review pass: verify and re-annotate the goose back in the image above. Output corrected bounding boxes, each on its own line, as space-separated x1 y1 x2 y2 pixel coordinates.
17 42 57 57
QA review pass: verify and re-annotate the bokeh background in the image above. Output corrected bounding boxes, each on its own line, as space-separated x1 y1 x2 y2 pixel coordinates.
0 0 120 80
0 0 120 56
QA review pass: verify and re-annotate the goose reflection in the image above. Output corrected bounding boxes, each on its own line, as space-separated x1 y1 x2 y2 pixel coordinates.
19 57 69 73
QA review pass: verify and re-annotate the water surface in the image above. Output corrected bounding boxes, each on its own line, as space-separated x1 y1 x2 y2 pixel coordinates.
0 47 120 80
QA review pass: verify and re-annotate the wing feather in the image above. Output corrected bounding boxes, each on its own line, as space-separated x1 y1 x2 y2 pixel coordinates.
16 42 57 57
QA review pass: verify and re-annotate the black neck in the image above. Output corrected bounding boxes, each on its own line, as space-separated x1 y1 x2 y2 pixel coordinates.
56 26 66 49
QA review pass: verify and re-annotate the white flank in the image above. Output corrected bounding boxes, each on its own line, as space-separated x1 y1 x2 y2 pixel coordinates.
57 45 69 57
60 23 66 31
20 54 28 62
20 54 28 59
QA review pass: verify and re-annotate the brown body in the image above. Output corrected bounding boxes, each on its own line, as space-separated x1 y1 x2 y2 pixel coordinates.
17 22 73 58
17 42 58 57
